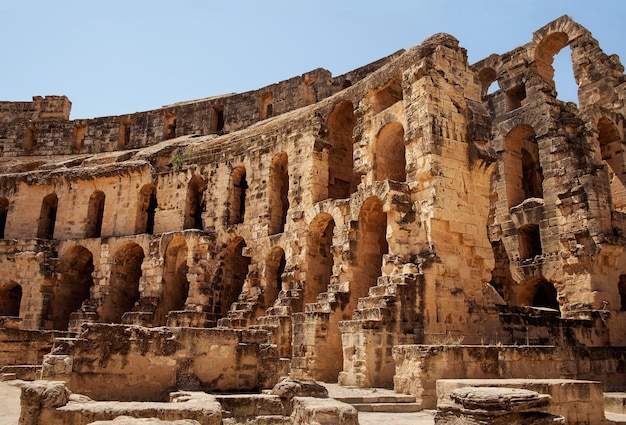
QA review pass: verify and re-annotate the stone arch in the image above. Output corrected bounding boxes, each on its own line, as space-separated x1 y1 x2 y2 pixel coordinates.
184 175 206 230
100 242 144 323
327 101 356 199
0 197 8 239
368 75 403 114
504 125 543 208
136 184 158 234
37 193 58 239
227 166 247 225
478 67 498 96
155 236 189 325
48 245 94 330
351 196 388 311
532 280 560 312
597 117 626 211
269 152 289 235
305 213 335 307
219 237 251 318
535 31 569 87
374 122 406 182
86 191 105 238
262 246 285 312
0 282 22 317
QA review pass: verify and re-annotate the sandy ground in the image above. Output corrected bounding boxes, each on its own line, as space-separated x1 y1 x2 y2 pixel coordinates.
0 381 21 425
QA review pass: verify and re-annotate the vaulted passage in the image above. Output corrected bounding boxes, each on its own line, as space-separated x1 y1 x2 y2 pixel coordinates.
0 283 22 317
305 213 335 307
532 279 559 312
48 246 94 330
504 125 543 208
136 184 158 234
327 101 356 199
619 275 626 311
155 237 188 325
37 193 58 239
518 224 542 260
100 243 144 323
269 152 289 235
218 238 250 318
598 117 626 211
374 122 406 182
184 175 206 230
86 191 105 238
227 166 247 225
350 197 388 312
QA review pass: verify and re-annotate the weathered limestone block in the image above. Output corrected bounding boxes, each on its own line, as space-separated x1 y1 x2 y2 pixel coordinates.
290 397 358 425
270 377 328 401
17 380 71 425
435 387 562 425
87 418 200 425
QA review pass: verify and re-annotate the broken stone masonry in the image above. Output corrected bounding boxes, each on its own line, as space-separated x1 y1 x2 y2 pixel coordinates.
0 15 625 424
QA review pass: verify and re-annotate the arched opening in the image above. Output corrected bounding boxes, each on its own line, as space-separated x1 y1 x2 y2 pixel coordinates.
219 238 251 318
368 75 403 114
37 193 58 239
305 213 335 307
86 191 105 238
184 175 206 230
49 246 94 330
478 68 498 96
374 122 406 182
598 118 626 211
155 237 189 325
327 101 356 199
535 32 577 103
100 243 144 323
136 184 158 234
262 246 285 312
227 166 247 225
0 197 8 239
269 152 289 235
0 283 22 317
532 280 560 312
505 84 527 111
619 275 626 311
504 125 543 208
351 197 388 311
535 32 569 88
518 224 542 260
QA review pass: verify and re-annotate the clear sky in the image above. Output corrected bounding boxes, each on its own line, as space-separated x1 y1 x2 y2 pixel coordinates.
2 0 624 120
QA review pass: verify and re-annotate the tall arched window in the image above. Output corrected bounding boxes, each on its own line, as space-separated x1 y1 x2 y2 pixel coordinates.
305 213 335 306
219 238 251 318
374 122 406 182
136 185 158 234
86 191 105 238
327 101 356 199
184 175 206 230
263 246 285 312
504 125 543 208
155 237 188 325
227 166 247 225
37 193 58 239
269 152 289 235
100 243 144 323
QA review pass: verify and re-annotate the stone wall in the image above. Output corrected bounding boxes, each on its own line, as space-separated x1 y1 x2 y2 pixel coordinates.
393 345 626 408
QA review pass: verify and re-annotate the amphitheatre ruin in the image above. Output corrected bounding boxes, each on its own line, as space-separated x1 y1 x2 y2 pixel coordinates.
0 15 626 424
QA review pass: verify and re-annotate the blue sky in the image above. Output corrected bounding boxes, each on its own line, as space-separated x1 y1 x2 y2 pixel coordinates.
1 0 624 120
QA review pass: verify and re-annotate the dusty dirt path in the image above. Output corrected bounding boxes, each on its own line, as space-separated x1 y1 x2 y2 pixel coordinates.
0 381 20 425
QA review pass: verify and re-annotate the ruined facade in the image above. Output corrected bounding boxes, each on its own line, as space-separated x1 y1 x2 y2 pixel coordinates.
0 15 625 404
